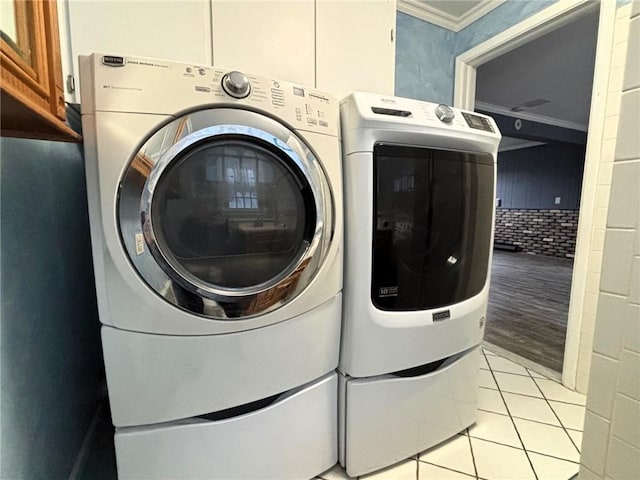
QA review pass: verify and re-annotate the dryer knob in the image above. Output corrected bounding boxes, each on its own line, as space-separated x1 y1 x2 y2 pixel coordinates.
435 104 455 123
222 71 251 98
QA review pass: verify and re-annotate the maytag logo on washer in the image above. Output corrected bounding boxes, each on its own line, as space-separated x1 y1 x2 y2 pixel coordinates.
102 55 126 67
433 310 451 321
379 286 399 297
380 98 396 104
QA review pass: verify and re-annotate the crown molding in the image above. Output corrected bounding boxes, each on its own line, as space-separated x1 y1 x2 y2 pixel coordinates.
397 0 505 32
476 101 588 132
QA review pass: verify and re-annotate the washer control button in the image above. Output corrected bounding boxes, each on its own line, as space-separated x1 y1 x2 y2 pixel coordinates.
435 104 455 123
222 71 251 98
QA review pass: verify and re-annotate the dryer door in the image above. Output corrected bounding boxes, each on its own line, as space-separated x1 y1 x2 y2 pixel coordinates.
372 143 495 311
118 108 333 319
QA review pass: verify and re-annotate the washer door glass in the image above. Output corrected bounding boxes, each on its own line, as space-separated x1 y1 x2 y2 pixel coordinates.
118 109 333 320
151 139 309 289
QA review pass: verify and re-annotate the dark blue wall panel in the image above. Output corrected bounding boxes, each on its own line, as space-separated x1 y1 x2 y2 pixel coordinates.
496 142 586 210
1 137 102 479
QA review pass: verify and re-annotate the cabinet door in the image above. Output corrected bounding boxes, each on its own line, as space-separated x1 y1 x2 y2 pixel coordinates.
211 0 314 86
63 0 212 103
316 0 396 100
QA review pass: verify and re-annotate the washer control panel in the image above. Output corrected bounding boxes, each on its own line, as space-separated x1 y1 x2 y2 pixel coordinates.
82 54 338 137
184 64 336 134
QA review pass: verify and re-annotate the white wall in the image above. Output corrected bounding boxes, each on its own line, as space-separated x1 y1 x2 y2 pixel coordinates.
573 2 635 393
579 2 640 478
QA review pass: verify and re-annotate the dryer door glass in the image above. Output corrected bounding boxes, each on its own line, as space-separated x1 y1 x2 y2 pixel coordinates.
372 143 494 311
151 139 311 289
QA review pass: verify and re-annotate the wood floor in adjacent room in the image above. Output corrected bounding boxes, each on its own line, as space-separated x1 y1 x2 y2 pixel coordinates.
486 250 574 373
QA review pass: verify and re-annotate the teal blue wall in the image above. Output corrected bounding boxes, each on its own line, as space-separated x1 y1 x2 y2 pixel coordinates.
395 11 455 103
454 1 557 56
1 137 102 479
395 0 560 104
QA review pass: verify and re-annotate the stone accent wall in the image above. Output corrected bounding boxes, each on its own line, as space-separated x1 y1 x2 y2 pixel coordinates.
494 208 579 258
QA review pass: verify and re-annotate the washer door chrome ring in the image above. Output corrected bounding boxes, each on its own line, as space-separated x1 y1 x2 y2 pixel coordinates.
118 108 333 320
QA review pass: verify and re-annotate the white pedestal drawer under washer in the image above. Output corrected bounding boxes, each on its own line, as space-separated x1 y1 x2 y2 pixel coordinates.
80 53 343 479
338 92 501 477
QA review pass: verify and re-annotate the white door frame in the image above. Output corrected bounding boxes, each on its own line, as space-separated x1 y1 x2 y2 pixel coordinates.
453 0 618 389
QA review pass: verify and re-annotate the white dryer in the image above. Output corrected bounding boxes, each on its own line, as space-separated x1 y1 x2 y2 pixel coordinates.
80 54 343 479
338 93 500 476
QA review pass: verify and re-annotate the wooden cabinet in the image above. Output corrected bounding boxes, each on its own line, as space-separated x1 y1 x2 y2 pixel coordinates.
212 1 315 86
1 0 80 141
316 0 396 99
61 0 212 103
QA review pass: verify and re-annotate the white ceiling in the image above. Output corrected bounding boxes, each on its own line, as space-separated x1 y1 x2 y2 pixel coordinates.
475 10 600 129
422 0 486 18
398 0 502 31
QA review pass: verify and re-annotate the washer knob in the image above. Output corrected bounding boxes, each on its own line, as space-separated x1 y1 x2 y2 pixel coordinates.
435 104 455 123
222 71 251 98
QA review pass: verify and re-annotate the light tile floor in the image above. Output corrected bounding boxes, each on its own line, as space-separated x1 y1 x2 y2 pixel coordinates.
318 346 585 480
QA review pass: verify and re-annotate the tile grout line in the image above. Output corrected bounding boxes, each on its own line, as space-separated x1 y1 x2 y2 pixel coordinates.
466 425 480 479
528 371 583 455
483 345 562 382
486 349 582 475
479 407 566 428
468 434 534 451
486 352 539 480
482 366 557 382
420 460 477 479
466 424 583 462
521 449 581 465
479 384 585 407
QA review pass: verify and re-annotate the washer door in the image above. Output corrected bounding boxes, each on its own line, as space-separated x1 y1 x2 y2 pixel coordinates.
118 108 333 319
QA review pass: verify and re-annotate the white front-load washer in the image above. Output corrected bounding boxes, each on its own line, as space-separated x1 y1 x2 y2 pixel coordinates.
80 54 343 479
338 93 501 477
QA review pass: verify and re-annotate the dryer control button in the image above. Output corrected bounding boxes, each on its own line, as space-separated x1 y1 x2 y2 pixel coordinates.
435 104 455 123
222 71 251 98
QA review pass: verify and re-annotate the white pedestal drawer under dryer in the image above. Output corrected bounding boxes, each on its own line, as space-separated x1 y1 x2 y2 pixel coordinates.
338 93 501 477
80 54 343 479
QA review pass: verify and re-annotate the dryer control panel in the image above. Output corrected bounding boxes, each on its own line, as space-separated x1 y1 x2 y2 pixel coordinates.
339 92 502 157
340 92 500 138
79 54 339 138
340 92 502 156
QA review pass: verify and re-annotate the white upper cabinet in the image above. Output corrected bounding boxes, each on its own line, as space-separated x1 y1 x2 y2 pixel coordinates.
316 0 396 100
59 0 396 103
211 1 315 86
61 0 212 102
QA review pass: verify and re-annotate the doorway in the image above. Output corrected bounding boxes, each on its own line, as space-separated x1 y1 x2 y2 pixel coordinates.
454 0 623 389
474 10 598 375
